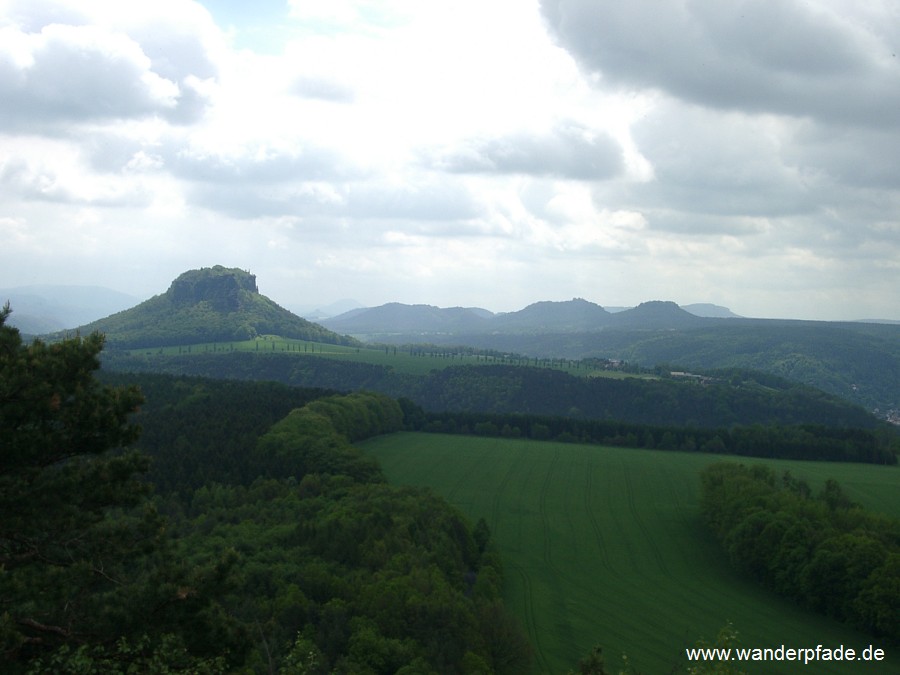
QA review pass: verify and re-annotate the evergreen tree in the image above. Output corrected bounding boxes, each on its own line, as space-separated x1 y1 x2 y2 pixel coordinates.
1 305 149 658
0 305 242 669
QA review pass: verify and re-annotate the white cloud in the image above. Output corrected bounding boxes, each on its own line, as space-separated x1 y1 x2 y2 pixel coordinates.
0 24 179 126
430 122 624 180
0 0 897 320
0 0 223 130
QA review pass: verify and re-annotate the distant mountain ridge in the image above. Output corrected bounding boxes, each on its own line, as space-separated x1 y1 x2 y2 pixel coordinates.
491 298 612 331
319 298 900 418
66 266 358 348
320 298 716 336
682 303 742 319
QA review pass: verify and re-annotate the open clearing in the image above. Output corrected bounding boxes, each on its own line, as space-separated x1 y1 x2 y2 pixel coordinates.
361 432 900 674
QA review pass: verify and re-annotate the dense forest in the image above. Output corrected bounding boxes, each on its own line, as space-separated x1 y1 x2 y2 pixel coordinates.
700 463 900 643
1 312 530 673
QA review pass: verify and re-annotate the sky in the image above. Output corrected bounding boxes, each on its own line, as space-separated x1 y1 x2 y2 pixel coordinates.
1 0 899 321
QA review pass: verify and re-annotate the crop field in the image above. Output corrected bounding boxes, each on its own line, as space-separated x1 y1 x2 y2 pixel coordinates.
361 432 900 674
125 337 640 378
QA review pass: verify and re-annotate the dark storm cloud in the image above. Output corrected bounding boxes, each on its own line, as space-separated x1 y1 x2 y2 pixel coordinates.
540 0 900 127
432 123 623 180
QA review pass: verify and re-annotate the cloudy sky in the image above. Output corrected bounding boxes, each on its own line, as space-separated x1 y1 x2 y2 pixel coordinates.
1 0 899 320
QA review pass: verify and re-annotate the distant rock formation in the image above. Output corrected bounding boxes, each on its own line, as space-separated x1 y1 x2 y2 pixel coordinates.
168 266 258 311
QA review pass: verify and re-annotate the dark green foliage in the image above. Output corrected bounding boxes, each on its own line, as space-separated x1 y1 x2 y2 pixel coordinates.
412 364 882 429
0 306 244 671
99 372 333 493
68 266 360 348
6 303 530 672
1 306 144 657
24 634 229 674
250 402 387 484
167 398 530 673
699 462 900 642
305 391 405 442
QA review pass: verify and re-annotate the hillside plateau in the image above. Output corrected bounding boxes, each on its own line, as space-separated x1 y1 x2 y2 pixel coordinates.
65 266 359 349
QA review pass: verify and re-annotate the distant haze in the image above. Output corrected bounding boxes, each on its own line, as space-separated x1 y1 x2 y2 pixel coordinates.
1 285 140 333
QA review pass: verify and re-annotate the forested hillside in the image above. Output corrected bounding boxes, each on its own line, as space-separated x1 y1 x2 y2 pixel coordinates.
102 350 890 433
391 321 900 416
2 312 528 673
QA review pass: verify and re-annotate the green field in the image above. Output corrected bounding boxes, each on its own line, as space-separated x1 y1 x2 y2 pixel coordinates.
124 336 643 378
361 432 900 674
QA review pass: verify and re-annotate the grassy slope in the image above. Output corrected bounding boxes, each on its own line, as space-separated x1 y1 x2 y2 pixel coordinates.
361 433 900 674
122 337 624 378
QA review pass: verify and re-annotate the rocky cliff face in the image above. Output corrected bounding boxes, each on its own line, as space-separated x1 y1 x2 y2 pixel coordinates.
168 266 258 311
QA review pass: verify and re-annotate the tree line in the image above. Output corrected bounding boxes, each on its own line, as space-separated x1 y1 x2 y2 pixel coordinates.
409 408 898 464
700 462 900 643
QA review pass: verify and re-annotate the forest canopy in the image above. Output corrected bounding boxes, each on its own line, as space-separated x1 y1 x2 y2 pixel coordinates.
1 308 530 673
700 462 900 642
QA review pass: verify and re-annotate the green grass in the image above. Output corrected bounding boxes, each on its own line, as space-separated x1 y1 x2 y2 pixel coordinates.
361 433 900 675
125 337 643 379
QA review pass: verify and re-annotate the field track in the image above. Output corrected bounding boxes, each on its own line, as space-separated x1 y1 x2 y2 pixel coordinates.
362 432 900 674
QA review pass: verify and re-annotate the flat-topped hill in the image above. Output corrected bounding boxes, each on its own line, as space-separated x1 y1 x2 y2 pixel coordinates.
71 266 359 348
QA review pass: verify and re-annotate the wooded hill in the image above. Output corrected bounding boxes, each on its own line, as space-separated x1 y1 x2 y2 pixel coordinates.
101 350 895 442
62 266 359 349
2 306 530 674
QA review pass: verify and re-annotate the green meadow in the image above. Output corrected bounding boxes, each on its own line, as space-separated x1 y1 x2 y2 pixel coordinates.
361 433 900 674
124 337 634 378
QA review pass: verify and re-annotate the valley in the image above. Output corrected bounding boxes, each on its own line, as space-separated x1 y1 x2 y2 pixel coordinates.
5 266 900 673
